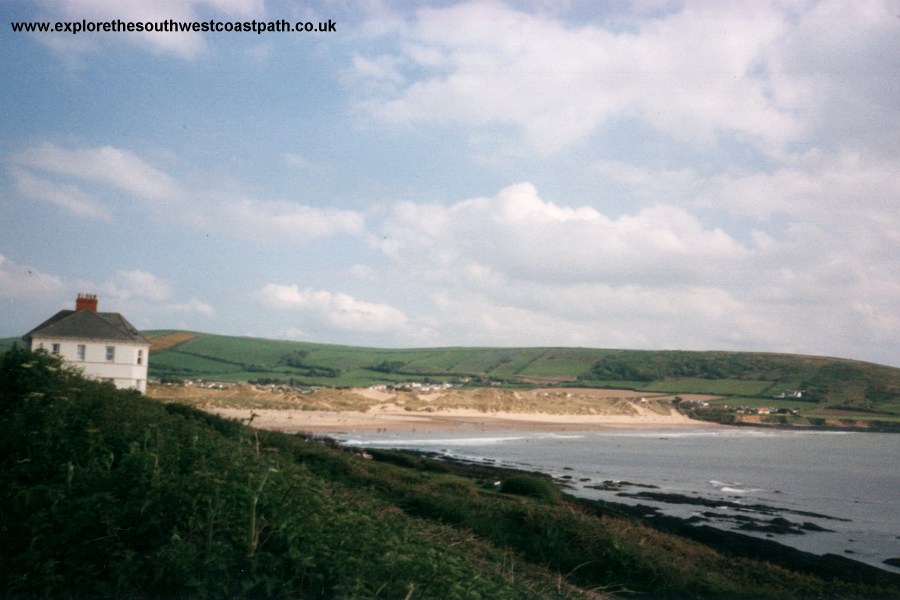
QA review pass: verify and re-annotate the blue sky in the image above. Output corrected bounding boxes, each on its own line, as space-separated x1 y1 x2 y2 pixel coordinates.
2 0 898 367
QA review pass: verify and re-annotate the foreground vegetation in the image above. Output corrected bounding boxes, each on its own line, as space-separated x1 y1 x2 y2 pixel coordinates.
3 347 899 598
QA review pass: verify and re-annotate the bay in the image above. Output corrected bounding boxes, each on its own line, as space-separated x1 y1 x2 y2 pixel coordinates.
340 428 900 573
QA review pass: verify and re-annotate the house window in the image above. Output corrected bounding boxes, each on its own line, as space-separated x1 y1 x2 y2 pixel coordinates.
106 346 115 361
137 349 143 366
51 343 60 355
77 345 86 361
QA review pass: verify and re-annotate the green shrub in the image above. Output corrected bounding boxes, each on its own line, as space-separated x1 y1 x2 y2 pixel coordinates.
500 475 561 502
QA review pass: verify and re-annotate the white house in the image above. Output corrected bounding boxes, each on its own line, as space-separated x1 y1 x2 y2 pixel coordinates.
23 294 150 393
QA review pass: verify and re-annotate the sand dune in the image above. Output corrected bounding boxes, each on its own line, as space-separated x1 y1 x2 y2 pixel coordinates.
149 384 718 433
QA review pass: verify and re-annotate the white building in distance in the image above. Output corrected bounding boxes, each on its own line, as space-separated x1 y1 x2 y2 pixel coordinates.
23 294 150 393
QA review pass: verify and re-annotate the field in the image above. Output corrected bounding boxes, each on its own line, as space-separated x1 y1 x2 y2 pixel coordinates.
4 331 900 424
640 379 775 396
139 332 900 423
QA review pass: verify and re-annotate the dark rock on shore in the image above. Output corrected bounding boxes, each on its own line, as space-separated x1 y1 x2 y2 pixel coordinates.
378 447 900 588
619 490 851 521
586 479 660 491
696 511 836 535
583 502 900 588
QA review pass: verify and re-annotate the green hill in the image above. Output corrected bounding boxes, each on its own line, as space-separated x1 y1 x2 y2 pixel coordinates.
5 330 899 425
3 347 898 598
140 331 900 425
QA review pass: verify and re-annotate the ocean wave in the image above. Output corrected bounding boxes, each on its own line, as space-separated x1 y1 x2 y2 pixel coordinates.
342 433 584 447
710 480 765 494
600 429 777 439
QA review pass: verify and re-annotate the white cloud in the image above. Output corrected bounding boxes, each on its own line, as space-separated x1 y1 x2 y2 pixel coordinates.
10 166 112 221
259 283 409 333
382 182 747 286
766 0 900 160
354 1 801 152
350 54 405 89
220 199 365 240
370 181 899 363
354 0 899 162
704 151 900 226
114 270 174 302
167 297 215 317
32 0 265 59
417 283 760 351
78 270 214 325
593 160 700 201
12 143 181 200
0 255 64 299
0 259 209 319
9 142 364 243
79 270 173 312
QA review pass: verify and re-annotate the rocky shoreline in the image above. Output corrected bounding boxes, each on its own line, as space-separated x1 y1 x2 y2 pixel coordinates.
580 496 900 588
379 447 900 588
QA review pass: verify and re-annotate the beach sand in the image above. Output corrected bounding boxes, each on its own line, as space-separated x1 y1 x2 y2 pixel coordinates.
209 408 714 434
204 401 715 434
150 384 720 434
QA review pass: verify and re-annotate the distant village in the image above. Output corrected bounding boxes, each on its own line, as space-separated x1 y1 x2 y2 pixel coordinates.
675 391 805 417
159 378 466 395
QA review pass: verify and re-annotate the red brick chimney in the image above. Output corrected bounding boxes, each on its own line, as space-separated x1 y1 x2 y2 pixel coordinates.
76 293 98 313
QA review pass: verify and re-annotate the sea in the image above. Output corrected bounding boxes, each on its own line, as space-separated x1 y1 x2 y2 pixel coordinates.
339 427 900 573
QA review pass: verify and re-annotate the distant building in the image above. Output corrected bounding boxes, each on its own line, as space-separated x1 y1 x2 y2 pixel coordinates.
23 294 150 393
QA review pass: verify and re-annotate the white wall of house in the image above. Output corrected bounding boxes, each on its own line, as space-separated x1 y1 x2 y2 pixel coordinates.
31 337 149 393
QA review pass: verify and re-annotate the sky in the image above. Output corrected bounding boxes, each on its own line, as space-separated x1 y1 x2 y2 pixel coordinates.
1 0 898 367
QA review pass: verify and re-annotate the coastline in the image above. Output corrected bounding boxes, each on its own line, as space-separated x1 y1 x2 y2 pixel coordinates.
378 448 900 586
203 404 718 434
163 384 721 434
152 383 900 435
183 386 900 584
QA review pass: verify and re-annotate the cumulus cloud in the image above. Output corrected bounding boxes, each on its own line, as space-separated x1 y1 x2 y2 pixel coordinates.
381 182 748 286
353 1 899 161
353 1 802 152
259 283 409 333
766 0 900 160
371 181 899 363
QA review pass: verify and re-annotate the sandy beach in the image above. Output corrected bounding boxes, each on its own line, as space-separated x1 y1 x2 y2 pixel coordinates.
149 384 721 434
205 405 714 434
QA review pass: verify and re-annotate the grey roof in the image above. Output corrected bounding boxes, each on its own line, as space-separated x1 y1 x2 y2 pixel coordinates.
24 310 150 345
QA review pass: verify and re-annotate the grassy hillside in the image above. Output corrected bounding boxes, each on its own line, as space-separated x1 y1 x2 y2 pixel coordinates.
3 347 898 598
143 331 900 423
